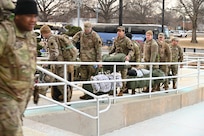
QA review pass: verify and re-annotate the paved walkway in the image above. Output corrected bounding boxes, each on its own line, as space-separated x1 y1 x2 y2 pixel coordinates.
102 101 204 136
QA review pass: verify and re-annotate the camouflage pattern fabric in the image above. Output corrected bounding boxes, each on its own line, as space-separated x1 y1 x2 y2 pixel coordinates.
80 65 96 81
0 95 23 136
0 21 37 102
56 34 78 61
72 30 102 82
170 44 183 63
157 40 172 87
0 20 37 136
109 36 133 58
72 31 102 62
109 35 133 89
130 40 141 63
47 34 74 101
169 44 183 82
144 39 159 69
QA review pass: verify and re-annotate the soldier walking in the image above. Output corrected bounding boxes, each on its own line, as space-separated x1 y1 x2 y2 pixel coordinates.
0 0 38 135
143 30 159 92
169 38 183 89
156 33 172 90
109 26 133 96
40 25 75 102
72 22 102 100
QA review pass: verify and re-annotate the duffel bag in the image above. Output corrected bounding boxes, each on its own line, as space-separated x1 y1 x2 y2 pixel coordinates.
102 53 127 72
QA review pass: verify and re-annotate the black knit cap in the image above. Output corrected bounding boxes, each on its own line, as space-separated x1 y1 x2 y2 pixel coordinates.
15 0 38 15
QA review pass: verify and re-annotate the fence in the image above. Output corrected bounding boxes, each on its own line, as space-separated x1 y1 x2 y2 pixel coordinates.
27 55 204 136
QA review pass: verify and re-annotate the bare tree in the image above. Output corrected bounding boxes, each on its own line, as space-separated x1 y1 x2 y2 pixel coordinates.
179 0 204 43
84 0 119 23
36 0 70 22
123 0 159 24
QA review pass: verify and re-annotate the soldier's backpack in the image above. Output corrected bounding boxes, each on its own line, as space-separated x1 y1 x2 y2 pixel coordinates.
56 34 78 61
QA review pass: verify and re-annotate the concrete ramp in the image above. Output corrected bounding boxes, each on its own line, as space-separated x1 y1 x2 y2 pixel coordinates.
23 118 81 136
25 87 204 136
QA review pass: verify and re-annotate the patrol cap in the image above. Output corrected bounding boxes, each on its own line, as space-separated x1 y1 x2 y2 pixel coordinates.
146 30 153 35
171 37 179 42
117 26 125 31
0 0 15 10
40 25 51 34
158 33 164 38
15 0 38 15
84 22 92 29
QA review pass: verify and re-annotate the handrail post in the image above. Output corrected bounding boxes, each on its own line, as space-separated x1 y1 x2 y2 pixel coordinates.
197 58 200 88
113 64 117 104
63 64 68 109
149 64 153 98
176 63 180 94
96 98 100 136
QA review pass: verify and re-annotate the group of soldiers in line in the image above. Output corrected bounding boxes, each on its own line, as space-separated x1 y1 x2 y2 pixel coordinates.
0 0 184 134
106 26 183 96
39 22 183 100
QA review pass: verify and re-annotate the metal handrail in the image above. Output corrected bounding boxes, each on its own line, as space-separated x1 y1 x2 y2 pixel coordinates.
26 56 204 136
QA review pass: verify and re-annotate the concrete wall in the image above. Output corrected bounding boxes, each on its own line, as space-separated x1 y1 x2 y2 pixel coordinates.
26 87 204 136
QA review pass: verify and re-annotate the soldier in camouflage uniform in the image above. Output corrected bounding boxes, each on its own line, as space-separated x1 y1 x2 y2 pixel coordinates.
109 26 133 96
40 25 73 102
0 0 38 135
143 30 159 92
156 33 172 90
126 32 141 63
169 37 183 89
72 22 102 100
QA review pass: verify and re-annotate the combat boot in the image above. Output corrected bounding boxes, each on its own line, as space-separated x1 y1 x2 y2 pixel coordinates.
79 94 93 100
109 90 113 95
143 87 149 93
117 90 123 96
173 81 177 89
123 88 129 94
151 87 157 92
131 89 136 95
164 85 169 90
155 84 160 91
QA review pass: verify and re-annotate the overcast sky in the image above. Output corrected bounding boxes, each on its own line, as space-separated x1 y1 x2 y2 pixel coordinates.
166 0 178 8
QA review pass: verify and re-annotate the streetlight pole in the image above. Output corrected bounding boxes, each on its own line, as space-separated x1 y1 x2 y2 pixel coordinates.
119 0 123 26
95 3 100 23
74 0 82 27
162 0 165 32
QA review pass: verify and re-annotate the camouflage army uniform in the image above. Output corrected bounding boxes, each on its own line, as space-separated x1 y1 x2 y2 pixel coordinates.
47 34 73 101
72 26 102 99
169 40 183 89
143 30 159 92
143 39 159 69
157 38 172 90
130 40 141 63
0 16 37 136
109 35 133 92
72 30 102 81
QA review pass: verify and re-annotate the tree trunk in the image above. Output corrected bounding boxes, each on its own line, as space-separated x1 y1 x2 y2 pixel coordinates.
191 17 198 43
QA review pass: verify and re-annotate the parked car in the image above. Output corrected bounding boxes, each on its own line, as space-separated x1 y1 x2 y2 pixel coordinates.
173 30 187 37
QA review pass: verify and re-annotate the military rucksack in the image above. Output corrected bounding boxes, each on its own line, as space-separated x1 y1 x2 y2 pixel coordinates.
56 34 78 61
